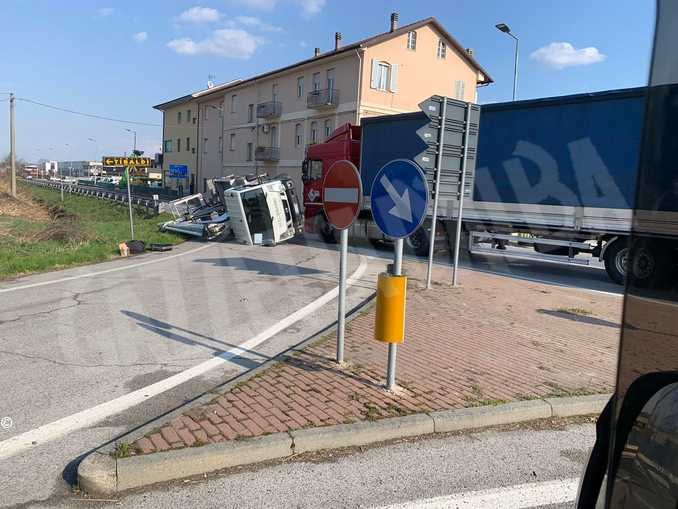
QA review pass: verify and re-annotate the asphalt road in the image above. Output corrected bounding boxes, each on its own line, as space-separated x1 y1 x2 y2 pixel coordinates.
43 420 596 508
0 235 619 507
0 240 381 507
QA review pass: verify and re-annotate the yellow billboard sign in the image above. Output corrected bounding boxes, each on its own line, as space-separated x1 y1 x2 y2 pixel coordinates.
102 156 152 168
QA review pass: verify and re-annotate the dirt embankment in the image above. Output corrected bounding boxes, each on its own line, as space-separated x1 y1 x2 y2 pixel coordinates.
0 179 89 242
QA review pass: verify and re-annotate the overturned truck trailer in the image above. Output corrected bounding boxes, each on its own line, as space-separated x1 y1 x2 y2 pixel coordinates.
160 174 303 245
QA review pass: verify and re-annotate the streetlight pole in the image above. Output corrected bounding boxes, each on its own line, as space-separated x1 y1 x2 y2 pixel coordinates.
9 93 16 197
495 23 519 101
125 129 137 153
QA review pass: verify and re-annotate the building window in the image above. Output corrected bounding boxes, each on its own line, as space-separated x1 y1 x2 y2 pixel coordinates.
230 94 237 113
246 142 253 161
297 76 304 98
310 121 318 144
272 83 279 102
294 123 303 147
437 39 446 59
177 111 182 124
203 105 209 120
312 72 321 91
176 138 181 152
377 62 390 90
229 133 236 151
454 80 465 100
163 140 172 153
186 137 190 152
326 68 335 90
324 119 332 139
187 109 191 122
203 138 208 154
371 60 399 92
407 31 417 50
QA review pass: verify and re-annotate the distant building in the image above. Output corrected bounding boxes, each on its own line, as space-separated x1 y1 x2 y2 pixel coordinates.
56 161 104 177
153 14 492 196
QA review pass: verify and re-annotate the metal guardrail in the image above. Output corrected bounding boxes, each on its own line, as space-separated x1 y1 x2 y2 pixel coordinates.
22 179 161 213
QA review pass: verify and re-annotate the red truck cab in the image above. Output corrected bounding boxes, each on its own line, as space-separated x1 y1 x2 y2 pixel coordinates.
301 123 361 240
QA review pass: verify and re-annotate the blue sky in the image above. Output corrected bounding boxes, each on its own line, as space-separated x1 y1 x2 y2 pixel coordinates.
1 0 655 161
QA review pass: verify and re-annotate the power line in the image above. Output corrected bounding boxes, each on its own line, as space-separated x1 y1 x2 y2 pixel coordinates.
16 97 162 127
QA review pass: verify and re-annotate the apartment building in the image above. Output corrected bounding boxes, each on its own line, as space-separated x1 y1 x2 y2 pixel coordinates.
154 14 492 196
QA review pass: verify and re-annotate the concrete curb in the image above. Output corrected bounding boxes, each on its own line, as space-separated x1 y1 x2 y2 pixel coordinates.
77 393 612 496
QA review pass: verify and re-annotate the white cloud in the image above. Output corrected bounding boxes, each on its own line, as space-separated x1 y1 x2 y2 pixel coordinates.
132 31 148 43
167 29 262 58
96 7 115 17
177 6 221 23
234 15 282 32
296 0 325 15
530 42 606 70
231 0 278 10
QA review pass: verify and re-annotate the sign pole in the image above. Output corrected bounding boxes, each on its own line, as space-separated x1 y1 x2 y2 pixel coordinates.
386 237 404 390
425 97 448 289
336 228 349 364
321 160 362 365
125 167 135 239
452 103 473 287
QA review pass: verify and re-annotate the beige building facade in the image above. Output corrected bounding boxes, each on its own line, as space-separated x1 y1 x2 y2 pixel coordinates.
154 15 491 196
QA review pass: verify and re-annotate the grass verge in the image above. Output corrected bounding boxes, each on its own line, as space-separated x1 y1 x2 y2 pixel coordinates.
0 182 183 279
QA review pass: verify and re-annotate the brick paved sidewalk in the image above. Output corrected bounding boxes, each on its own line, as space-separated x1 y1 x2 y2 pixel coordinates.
132 262 621 454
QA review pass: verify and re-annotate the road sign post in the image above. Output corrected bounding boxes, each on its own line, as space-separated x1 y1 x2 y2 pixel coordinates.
371 159 429 390
417 96 481 287
125 167 135 239
425 97 448 289
322 160 362 365
452 103 474 287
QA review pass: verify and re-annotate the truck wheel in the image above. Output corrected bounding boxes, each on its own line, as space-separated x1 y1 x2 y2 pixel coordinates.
405 227 430 257
603 239 629 285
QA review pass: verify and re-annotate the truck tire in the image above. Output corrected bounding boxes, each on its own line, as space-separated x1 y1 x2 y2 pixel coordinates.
603 239 629 285
628 238 669 288
405 227 430 257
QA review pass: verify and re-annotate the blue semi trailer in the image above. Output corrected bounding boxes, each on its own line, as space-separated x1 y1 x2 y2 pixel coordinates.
303 87 648 284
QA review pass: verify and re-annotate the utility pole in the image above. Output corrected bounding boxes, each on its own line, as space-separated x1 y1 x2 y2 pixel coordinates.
9 93 16 197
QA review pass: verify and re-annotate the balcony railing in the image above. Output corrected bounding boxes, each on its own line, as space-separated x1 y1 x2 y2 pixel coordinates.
256 101 282 119
307 88 339 109
255 146 280 161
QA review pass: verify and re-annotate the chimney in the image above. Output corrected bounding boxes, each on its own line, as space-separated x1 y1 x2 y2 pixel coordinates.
390 12 399 32
465 48 474 56
334 32 342 50
314 47 321 57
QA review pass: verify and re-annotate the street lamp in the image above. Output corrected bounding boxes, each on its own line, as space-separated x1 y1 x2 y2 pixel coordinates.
495 22 519 101
124 128 137 153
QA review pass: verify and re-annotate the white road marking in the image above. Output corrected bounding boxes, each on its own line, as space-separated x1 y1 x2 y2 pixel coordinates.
0 255 368 460
324 187 359 203
377 478 579 509
0 243 214 294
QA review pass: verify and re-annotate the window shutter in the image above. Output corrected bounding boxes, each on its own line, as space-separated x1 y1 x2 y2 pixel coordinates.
370 59 380 89
389 64 399 92
459 80 465 100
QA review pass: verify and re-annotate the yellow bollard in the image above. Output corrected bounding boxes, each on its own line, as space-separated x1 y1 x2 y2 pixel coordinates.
374 272 407 344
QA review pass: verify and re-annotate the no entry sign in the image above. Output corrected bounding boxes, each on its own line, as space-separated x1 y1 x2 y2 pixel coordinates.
322 160 362 230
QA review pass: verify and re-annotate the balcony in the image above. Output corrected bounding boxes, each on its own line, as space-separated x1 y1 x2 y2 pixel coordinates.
255 146 280 161
256 101 282 119
307 88 339 109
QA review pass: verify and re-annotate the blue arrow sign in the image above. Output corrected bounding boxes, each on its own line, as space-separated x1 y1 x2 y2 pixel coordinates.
370 159 429 239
